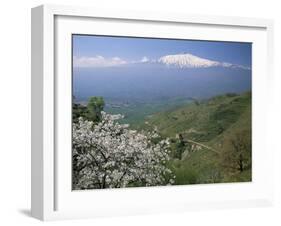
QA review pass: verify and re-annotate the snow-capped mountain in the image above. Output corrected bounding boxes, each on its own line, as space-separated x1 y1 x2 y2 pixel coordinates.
158 53 250 70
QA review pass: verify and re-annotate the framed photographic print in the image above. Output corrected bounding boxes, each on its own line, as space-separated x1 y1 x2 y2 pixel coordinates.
31 4 274 221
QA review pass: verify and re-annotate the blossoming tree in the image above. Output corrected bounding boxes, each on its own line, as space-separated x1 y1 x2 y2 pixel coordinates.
73 111 175 189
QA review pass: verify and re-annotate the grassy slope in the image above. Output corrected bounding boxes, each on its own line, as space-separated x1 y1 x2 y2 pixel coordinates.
138 92 252 184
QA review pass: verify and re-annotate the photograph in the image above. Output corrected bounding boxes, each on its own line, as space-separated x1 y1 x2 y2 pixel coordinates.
72 35 252 190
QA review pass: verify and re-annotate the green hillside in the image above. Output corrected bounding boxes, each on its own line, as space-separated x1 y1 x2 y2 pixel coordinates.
137 92 252 184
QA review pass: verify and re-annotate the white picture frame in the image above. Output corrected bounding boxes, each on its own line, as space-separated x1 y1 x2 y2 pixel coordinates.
31 4 274 221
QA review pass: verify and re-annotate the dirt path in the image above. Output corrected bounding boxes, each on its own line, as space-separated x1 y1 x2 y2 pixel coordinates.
184 139 220 155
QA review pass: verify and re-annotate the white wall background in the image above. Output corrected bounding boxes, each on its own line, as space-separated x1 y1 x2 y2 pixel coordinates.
0 0 280 225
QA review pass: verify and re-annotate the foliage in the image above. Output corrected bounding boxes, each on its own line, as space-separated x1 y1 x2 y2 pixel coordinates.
87 96 105 122
72 112 175 189
174 134 187 160
172 165 199 184
73 103 88 123
220 129 251 172
73 96 105 123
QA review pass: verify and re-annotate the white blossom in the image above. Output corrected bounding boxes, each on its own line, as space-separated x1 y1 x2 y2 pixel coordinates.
73 112 174 189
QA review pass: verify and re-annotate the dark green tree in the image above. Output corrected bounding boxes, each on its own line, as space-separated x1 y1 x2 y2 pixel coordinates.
175 133 185 160
72 103 88 123
86 96 105 122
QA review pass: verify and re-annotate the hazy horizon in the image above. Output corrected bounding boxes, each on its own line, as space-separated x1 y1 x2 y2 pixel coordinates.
73 35 251 105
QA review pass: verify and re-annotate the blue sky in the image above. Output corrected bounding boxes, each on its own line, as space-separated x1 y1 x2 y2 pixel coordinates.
72 34 252 68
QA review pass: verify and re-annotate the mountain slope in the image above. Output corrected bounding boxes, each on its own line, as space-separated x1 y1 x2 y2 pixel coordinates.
142 92 251 140
139 92 252 184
